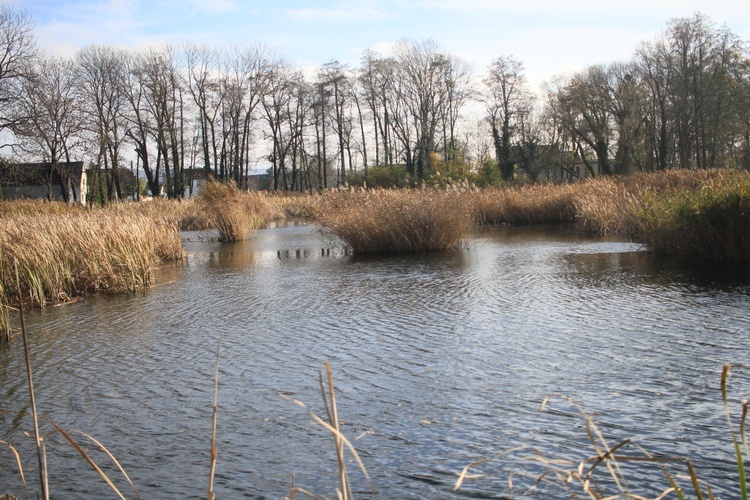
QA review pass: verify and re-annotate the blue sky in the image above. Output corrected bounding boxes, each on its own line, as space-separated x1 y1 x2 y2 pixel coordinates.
14 0 750 89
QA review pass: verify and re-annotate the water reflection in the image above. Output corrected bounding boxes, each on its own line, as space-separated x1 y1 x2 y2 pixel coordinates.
1 223 749 498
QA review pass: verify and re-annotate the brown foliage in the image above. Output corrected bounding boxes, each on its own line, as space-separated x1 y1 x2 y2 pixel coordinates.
314 187 474 253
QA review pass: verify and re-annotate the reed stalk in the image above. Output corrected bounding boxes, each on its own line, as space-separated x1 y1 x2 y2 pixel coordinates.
722 364 748 500
15 260 48 500
283 363 371 499
207 338 222 500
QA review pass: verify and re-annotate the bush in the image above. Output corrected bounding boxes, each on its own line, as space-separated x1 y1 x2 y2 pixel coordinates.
347 165 412 189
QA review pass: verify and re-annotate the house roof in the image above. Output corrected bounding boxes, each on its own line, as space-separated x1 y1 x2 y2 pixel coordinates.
0 161 85 187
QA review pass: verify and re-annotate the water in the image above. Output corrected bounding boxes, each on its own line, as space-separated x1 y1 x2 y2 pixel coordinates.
1 221 750 498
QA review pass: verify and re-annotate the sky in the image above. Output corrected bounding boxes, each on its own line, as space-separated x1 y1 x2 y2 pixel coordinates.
12 0 750 90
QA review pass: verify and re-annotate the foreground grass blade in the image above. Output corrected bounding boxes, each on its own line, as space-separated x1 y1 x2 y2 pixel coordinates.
280 366 372 496
722 364 748 500
40 417 126 500
0 439 30 499
70 430 141 500
15 259 48 500
208 337 222 500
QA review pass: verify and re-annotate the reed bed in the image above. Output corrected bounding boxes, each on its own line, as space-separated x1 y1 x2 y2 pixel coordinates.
0 198 86 218
263 191 321 219
632 170 750 260
197 180 271 242
0 209 183 338
573 169 731 234
106 197 214 232
474 183 578 225
314 187 474 253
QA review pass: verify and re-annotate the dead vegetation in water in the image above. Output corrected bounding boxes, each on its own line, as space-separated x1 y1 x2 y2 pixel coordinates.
456 365 749 498
0 207 183 338
474 183 578 225
197 180 271 241
313 187 474 253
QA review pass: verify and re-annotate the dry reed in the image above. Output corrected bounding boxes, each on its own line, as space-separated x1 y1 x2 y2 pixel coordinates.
314 187 474 253
106 198 214 232
572 169 738 234
263 192 321 220
456 395 718 498
198 181 271 242
0 207 183 338
283 362 372 499
474 183 578 225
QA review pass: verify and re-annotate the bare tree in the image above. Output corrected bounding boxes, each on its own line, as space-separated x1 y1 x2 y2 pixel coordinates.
14 56 84 201
391 39 451 179
220 45 277 187
0 5 36 146
319 60 351 185
76 44 129 202
359 50 396 169
549 66 614 176
124 46 186 199
440 54 473 169
261 62 306 191
184 43 224 180
637 14 748 170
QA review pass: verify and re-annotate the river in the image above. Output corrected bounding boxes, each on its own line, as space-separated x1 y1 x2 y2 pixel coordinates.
1 221 750 498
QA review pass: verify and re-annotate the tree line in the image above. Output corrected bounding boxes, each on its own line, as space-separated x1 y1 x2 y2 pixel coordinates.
0 6 748 201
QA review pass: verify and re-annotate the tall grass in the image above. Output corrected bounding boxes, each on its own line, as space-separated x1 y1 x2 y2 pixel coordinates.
106 197 214 232
0 207 183 339
632 171 750 259
472 169 750 260
198 180 271 242
573 169 732 235
475 183 578 225
263 191 321 219
314 187 474 253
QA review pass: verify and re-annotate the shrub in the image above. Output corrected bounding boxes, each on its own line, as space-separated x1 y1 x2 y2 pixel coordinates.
347 165 412 189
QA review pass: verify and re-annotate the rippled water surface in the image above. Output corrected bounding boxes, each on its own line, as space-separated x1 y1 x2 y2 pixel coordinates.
2 221 750 498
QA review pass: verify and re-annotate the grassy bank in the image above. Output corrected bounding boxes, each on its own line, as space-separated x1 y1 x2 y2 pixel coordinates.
314 187 474 253
0 204 184 339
